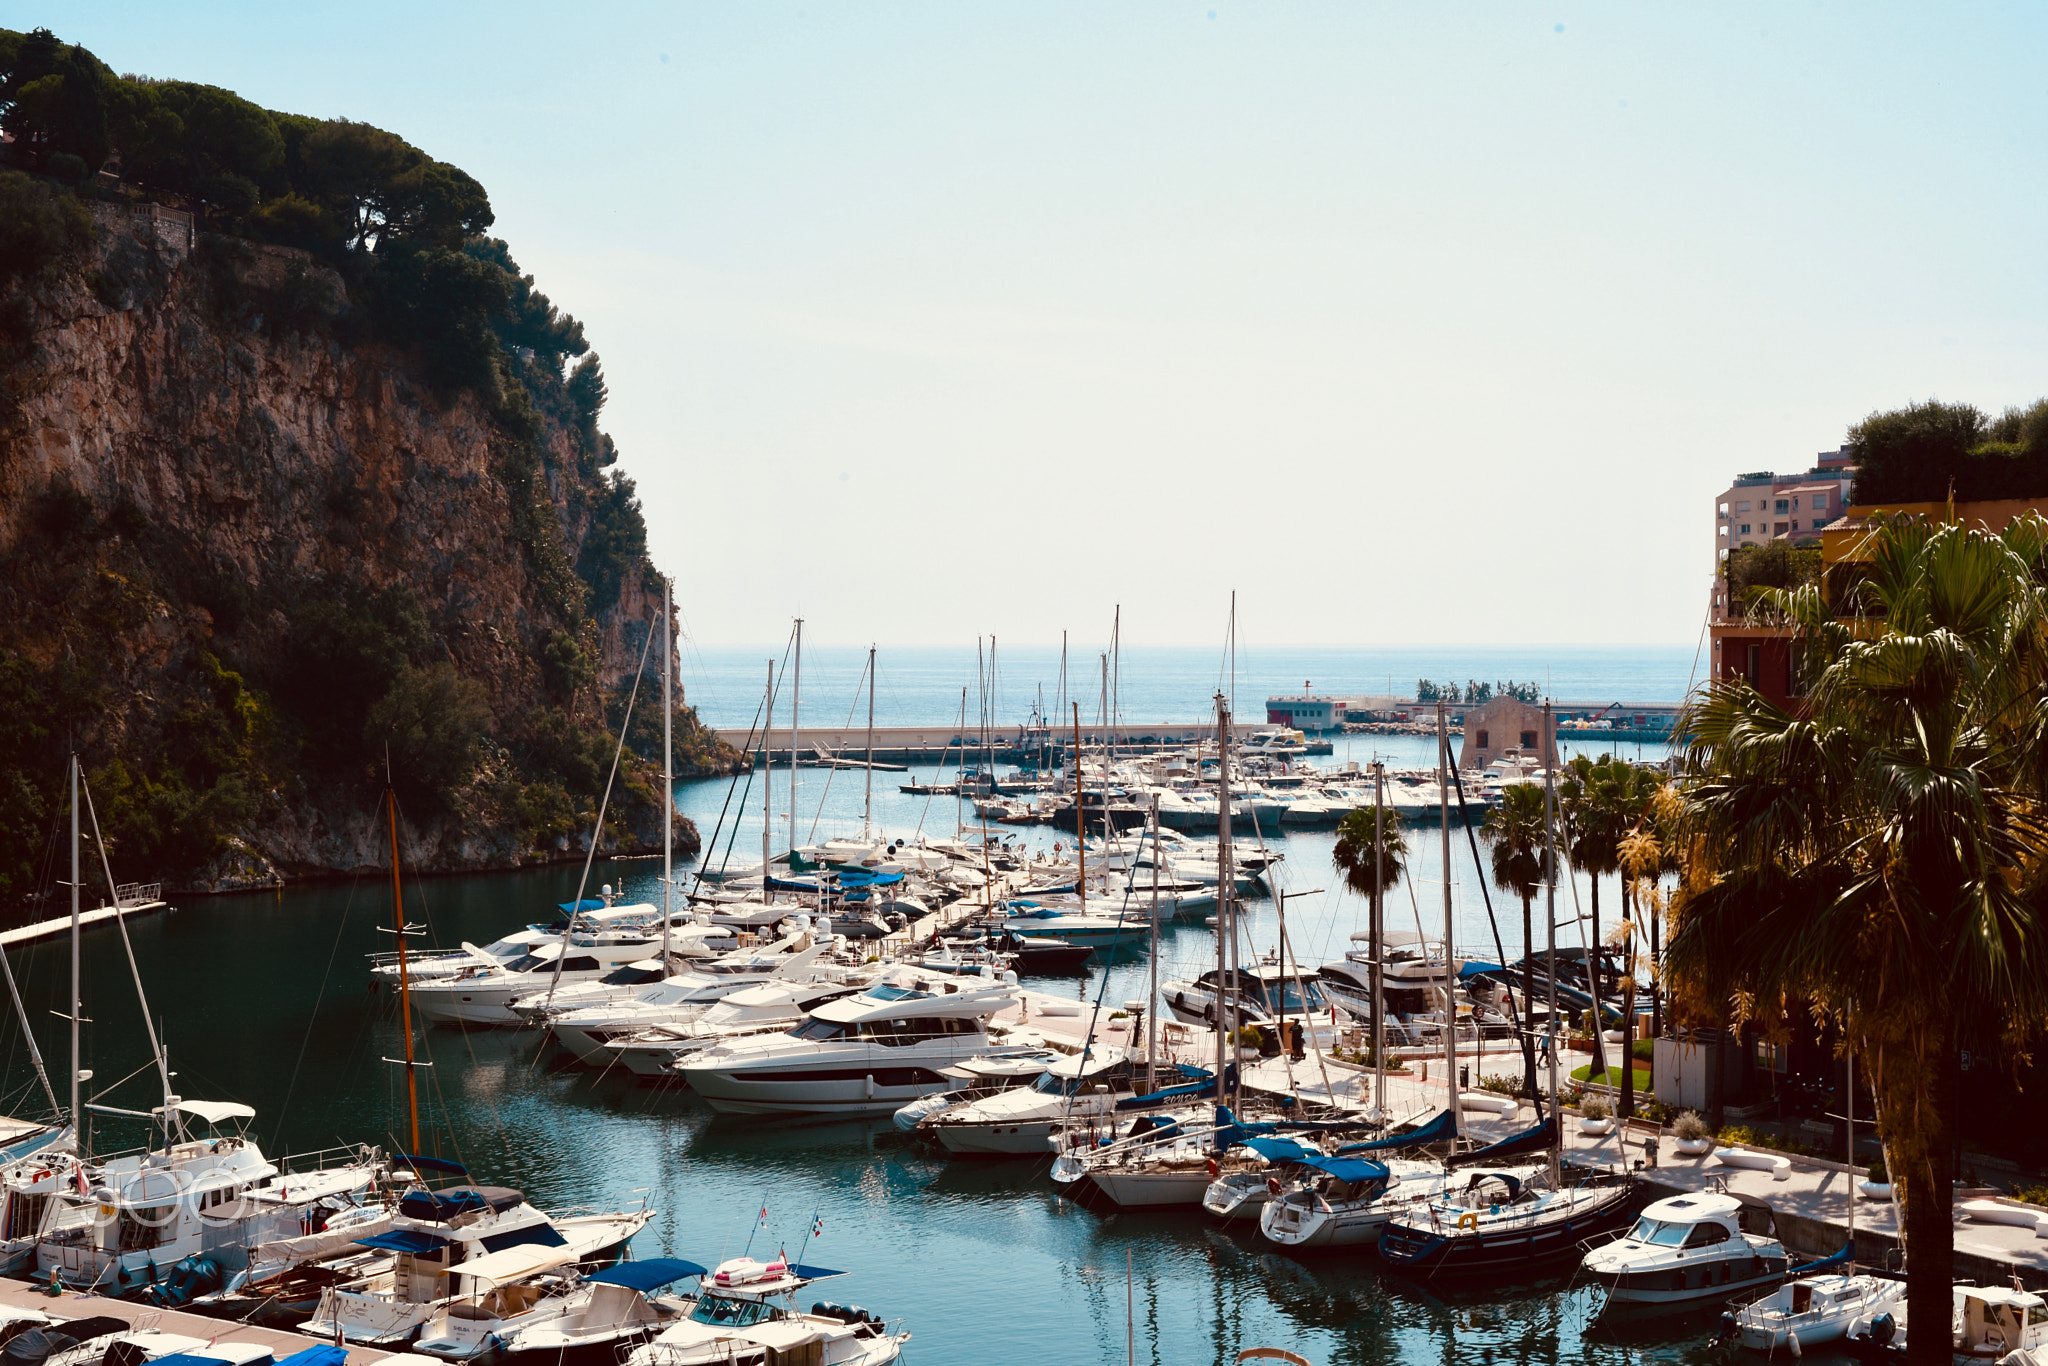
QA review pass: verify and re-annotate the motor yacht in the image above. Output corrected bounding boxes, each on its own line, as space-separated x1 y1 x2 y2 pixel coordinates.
1162 962 1339 1030
891 1053 1060 1133
299 1163 650 1347
537 938 838 1063
621 1256 908 1366
1725 1270 1902 1354
417 1257 703 1364
409 939 681 1028
679 971 1029 1116
1580 1190 1789 1306
600 978 877 1078
922 1050 1160 1156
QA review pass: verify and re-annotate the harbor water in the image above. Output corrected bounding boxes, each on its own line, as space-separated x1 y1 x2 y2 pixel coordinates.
1 734 1770 1366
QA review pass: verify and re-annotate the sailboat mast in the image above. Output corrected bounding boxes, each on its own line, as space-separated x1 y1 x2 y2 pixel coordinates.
864 645 875 833
662 577 673 965
68 754 79 1133
1148 794 1160 1095
1846 1029 1857 1265
389 786 420 1154
789 619 801 866
1373 762 1386 1116
1543 702 1562 1183
1073 703 1086 912
1439 702 1460 1134
1215 694 1234 1103
762 661 774 883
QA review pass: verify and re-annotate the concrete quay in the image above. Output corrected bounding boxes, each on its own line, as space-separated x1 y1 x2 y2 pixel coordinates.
1339 1059 2048 1290
0 1275 391 1364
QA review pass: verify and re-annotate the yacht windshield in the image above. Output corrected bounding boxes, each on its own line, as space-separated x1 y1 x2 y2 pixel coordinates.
1628 1217 1691 1246
791 1018 847 1042
866 984 931 1003
499 953 550 973
601 965 665 985
689 1295 776 1328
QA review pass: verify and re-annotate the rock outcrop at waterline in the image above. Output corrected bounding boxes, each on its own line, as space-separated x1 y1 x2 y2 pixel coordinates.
0 196 733 898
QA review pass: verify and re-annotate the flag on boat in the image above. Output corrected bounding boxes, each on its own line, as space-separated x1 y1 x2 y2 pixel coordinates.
757 1205 768 1226
812 1217 823 1237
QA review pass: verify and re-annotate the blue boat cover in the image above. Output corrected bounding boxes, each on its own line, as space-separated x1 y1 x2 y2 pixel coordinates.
395 1153 471 1177
1298 1154 1390 1183
789 1264 842 1280
1336 1107 1460 1153
836 870 903 887
1789 1241 1854 1277
1244 1136 1315 1163
1457 960 1506 979
1446 1115 1557 1168
585 1258 709 1290
559 899 607 914
399 1188 488 1220
152 1355 264 1366
1113 1065 1221 1111
272 1349 348 1366
481 1223 567 1252
354 1229 453 1255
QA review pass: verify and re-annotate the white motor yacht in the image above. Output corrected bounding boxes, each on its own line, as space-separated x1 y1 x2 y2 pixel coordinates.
679 971 1029 1116
418 1257 703 1364
1726 1271 1902 1354
1581 1190 1790 1306
1162 962 1340 1031
409 939 678 1027
891 1053 1060 1132
300 1172 650 1347
544 940 842 1064
621 1256 907 1366
921 1049 1146 1156
602 978 876 1078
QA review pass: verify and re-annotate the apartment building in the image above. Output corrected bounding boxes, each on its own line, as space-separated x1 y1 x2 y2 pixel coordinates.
1714 450 1857 560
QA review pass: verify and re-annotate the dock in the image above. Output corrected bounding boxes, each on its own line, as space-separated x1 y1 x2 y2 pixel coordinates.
1 886 167 948
0 1274 390 1364
1332 1053 2048 1289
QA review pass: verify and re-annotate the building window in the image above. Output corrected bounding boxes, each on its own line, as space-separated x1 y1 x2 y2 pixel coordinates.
1736 501 1751 512
1792 497 1800 510
1739 524 1751 534
1791 520 1799 530
1719 502 1730 515
1476 730 1489 748
1519 730 1537 748
1788 642 1806 699
1812 492 1828 510
1745 644 1761 687
1774 522 1788 535
1775 499 1789 513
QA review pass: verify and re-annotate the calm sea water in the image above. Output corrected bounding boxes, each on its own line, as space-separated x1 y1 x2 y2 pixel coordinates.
675 643 1704 730
1 734 1789 1366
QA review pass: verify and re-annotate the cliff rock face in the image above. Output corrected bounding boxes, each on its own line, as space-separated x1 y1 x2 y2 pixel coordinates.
0 204 727 896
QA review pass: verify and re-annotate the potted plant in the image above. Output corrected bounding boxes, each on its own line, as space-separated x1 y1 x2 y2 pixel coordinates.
1672 1110 1715 1156
1577 1093 1615 1136
1859 1154 1893 1201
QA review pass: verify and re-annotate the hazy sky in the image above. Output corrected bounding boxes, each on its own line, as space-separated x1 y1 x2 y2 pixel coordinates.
29 3 2048 647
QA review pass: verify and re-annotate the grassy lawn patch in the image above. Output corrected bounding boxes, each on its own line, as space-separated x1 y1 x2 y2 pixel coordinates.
1571 1063 1652 1091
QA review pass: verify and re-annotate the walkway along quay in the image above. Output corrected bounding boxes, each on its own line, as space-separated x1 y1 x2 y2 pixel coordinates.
0 885 167 948
1354 1061 2048 1291
716 720 1273 767
0 1276 393 1366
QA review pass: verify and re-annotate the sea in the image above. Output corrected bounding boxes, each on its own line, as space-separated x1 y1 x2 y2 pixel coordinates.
674 643 1705 730
0 643 1767 1366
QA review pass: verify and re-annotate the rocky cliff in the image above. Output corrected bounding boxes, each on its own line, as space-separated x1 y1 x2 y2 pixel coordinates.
0 190 734 900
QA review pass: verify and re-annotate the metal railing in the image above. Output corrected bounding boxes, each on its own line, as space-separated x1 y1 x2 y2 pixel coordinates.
113 882 162 909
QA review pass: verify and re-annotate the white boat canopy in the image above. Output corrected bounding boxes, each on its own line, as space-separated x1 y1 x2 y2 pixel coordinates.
456 1241 577 1286
151 1099 257 1125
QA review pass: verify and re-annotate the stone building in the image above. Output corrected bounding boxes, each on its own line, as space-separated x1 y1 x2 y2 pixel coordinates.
1457 697 1556 769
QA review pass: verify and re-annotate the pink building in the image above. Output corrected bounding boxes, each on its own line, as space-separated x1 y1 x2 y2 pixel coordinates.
1714 450 1856 563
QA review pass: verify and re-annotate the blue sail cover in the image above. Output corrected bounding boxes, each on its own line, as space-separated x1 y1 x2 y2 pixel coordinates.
395 1153 471 1177
836 870 904 887
1114 1065 1224 1111
272 1349 349 1366
1299 1154 1390 1183
355 1229 453 1255
1789 1241 1854 1277
558 899 607 914
1446 1115 1557 1168
1337 1107 1460 1153
586 1258 709 1290
481 1223 567 1252
1244 1136 1316 1163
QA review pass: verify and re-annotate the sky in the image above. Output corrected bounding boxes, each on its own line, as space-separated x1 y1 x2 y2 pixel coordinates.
22 2 2048 648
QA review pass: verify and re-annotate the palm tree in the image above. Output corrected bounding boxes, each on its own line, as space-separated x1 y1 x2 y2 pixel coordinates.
1560 754 1637 1082
1669 514 2048 1366
1333 803 1407 1069
1480 781 1549 1104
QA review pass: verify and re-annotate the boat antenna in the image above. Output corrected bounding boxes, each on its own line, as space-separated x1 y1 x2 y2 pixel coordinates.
546 614 656 1005
80 771 175 1148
